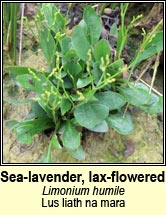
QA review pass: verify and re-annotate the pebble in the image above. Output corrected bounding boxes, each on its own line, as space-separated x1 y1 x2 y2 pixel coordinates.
104 8 112 15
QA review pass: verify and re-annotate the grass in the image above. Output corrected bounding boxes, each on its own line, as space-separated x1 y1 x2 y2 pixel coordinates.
3 3 20 64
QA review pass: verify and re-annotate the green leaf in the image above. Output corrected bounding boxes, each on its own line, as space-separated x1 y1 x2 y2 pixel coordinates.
6 66 37 76
63 49 79 64
83 6 102 45
106 112 134 135
135 82 149 90
4 98 33 104
91 62 102 83
119 85 151 106
60 36 72 55
79 20 88 32
39 25 56 63
34 73 59 117
31 102 48 118
40 152 52 163
93 39 111 62
88 120 109 133
72 25 91 61
40 142 52 163
77 76 92 88
140 96 163 114
63 49 82 77
74 101 109 129
14 118 54 144
62 122 81 150
135 82 163 113
16 74 35 90
16 128 33 145
6 66 37 85
95 91 126 110
144 93 159 106
64 63 82 78
110 23 118 38
60 98 72 115
43 3 65 33
107 59 124 72
50 133 62 150
70 93 82 102
6 120 19 130
66 145 86 160
24 109 36 120
63 49 82 78
136 31 163 64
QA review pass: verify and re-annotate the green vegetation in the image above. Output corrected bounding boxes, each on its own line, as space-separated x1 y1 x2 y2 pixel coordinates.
5 3 163 162
3 3 20 64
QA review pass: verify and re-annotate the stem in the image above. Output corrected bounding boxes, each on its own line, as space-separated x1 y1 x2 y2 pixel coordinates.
149 52 160 94
3 4 7 45
133 76 162 96
123 103 129 118
128 19 163 80
18 3 25 65
13 4 18 64
134 60 153 85
62 84 74 105
116 3 129 59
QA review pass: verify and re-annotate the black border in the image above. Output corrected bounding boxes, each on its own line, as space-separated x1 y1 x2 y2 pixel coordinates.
1 1 165 166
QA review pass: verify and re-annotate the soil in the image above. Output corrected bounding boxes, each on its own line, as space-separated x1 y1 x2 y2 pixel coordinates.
3 3 163 164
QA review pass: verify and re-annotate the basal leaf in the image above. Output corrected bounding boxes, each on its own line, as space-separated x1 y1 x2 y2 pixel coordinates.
94 39 111 62
106 112 134 135
140 96 163 114
79 19 88 32
91 62 102 83
50 132 62 150
60 98 72 115
16 126 33 145
16 74 35 90
77 76 92 88
6 120 19 130
119 85 151 106
66 145 86 160
31 102 48 118
95 91 126 110
40 152 52 163
62 121 81 150
72 25 91 61
145 93 159 106
60 36 72 55
39 25 56 63
110 23 118 38
40 141 52 163
83 6 102 45
74 101 109 129
136 31 163 64
4 98 33 104
34 73 59 117
88 120 109 133
134 82 163 113
135 82 149 90
63 49 79 64
6 66 37 76
6 66 37 85
43 3 65 33
14 118 54 144
63 49 82 77
64 63 82 78
107 59 124 73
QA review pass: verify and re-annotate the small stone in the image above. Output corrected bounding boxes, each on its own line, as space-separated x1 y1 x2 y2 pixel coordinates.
104 8 112 15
